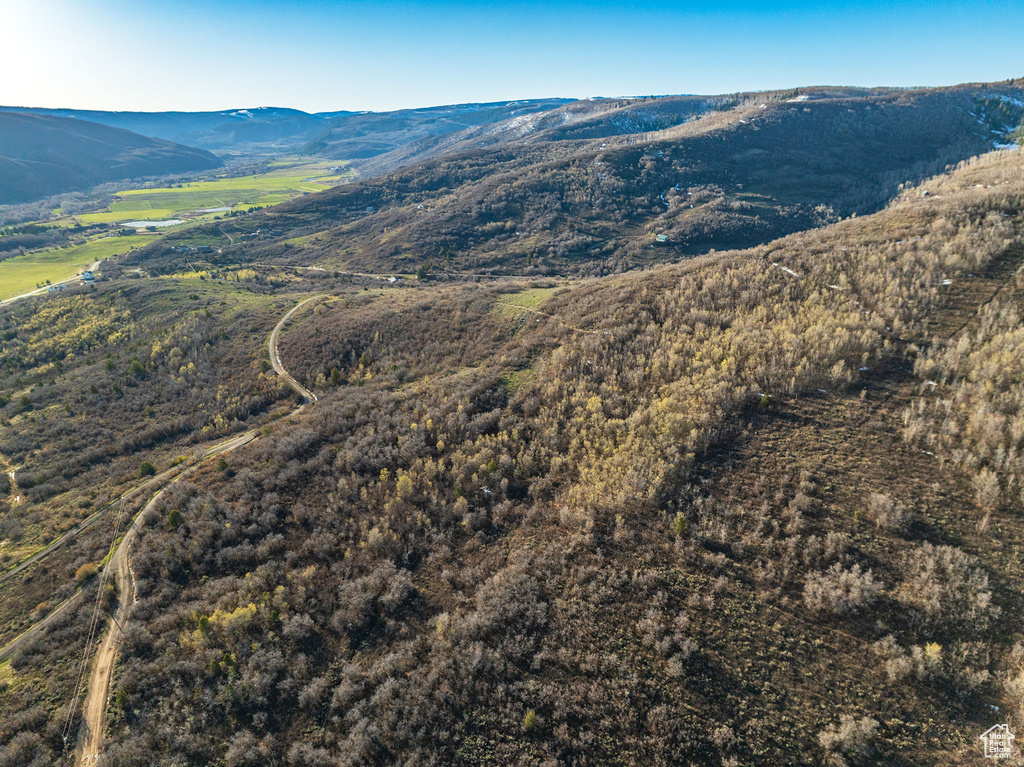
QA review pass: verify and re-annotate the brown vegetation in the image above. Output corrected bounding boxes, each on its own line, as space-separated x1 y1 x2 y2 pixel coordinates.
1 150 1003 765
133 84 1020 279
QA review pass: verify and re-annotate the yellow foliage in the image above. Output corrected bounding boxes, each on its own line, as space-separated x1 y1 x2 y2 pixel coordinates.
208 602 258 635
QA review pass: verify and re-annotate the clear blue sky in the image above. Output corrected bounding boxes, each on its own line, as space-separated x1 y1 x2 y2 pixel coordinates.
2 0 1021 113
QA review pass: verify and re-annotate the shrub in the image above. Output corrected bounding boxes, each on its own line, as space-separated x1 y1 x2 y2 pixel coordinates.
867 492 910 532
972 468 1000 510
818 715 879 765
75 562 99 584
523 710 538 732
804 563 882 616
1003 644 1024 724
139 460 156 477
897 543 999 633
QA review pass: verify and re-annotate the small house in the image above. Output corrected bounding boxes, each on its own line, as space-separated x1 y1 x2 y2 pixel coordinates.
656 234 669 243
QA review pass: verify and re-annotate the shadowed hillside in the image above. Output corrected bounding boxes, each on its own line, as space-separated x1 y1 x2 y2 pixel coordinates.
0 106 337 154
0 113 222 205
0 100 573 158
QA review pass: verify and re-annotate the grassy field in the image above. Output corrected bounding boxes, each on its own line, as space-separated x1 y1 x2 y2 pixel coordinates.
0 159 353 299
74 160 353 227
492 286 560 317
0 234 157 300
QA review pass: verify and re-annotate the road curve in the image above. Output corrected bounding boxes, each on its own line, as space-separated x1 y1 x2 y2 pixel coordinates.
75 296 319 766
268 295 319 405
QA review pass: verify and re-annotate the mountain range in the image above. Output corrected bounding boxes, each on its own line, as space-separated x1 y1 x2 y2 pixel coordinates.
0 99 572 157
4 83 1020 213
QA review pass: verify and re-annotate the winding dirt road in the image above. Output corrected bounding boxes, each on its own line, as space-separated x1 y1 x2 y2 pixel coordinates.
74 295 320 765
0 295 322 760
268 295 319 407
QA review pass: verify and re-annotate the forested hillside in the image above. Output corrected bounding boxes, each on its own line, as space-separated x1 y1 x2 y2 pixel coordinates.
0 113 222 205
1 149 1018 765
302 99 574 161
137 82 1023 278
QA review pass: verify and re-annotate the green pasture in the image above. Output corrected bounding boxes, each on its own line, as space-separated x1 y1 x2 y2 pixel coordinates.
2 159 354 301
73 160 354 226
0 234 156 300
493 287 559 317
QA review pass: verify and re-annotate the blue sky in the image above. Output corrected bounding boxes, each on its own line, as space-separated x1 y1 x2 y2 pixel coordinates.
2 0 1021 113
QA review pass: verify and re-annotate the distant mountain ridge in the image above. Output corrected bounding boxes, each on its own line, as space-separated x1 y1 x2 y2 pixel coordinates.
300 99 575 160
0 105 333 154
0 112 222 205
0 99 574 156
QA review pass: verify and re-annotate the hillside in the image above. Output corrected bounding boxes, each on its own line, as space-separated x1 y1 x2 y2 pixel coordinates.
138 82 1023 277
0 112 222 205
109 152 1024 765
3 148 1022 765
3 78 1024 767
348 87 892 177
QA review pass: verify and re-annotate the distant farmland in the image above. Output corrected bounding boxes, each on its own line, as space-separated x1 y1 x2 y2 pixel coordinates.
0 234 156 300
74 160 354 226
1 159 353 299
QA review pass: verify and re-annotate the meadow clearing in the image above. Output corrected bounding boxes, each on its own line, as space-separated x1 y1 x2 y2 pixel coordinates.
0 235 158 300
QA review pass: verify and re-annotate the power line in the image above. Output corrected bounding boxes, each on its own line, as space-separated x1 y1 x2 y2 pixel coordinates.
61 497 128 750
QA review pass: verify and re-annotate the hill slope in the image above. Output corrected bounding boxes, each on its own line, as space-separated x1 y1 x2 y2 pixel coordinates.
2 149 1013 766
0 112 222 204
301 98 574 160
142 82 1023 277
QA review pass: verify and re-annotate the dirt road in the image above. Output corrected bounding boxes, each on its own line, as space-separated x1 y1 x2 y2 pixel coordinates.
6 466 20 506
74 296 318 765
268 295 319 406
